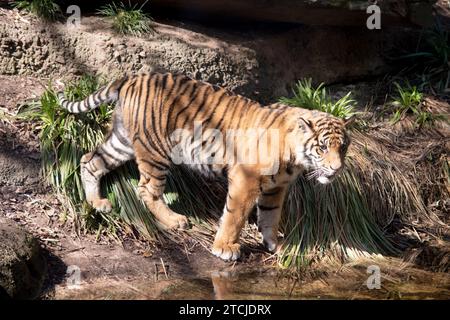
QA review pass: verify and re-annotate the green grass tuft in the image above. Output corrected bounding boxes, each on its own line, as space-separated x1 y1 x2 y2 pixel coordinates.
390 82 423 124
389 82 444 127
98 0 154 36
279 78 356 119
13 0 61 21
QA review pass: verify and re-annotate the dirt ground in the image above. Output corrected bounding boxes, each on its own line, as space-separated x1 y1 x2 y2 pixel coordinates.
0 73 449 299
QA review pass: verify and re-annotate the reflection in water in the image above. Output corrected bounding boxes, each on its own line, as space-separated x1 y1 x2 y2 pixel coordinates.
184 269 450 300
208 270 303 300
211 271 233 300
56 266 450 299
155 267 450 300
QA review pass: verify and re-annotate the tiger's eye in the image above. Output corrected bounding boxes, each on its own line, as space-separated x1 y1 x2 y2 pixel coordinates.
319 144 327 151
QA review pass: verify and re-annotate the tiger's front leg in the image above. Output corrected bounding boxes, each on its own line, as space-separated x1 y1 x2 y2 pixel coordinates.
257 185 288 252
212 167 260 261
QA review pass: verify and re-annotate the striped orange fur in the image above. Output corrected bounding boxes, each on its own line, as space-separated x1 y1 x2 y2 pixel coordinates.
58 72 352 261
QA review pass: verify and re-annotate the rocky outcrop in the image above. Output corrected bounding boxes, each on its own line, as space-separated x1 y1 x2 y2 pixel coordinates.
0 218 47 299
0 8 415 103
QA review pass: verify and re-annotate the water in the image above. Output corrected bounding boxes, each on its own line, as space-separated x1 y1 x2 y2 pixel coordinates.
53 265 450 299
158 269 450 300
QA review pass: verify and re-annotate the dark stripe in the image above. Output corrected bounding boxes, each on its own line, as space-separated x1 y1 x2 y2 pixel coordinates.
142 75 164 157
303 134 317 148
257 204 279 211
172 84 205 130
225 202 234 213
72 102 80 113
165 76 193 133
179 84 213 128
137 152 170 171
221 166 228 177
150 173 166 181
134 75 148 128
105 84 114 101
87 94 94 108
217 96 237 129
198 89 227 127
81 100 88 111
157 73 172 145
129 77 141 127
235 99 253 129
83 166 97 179
109 142 132 157
134 136 153 155
97 153 116 170
141 76 167 159
98 145 120 162
113 129 131 147
262 187 281 196
247 103 263 128
93 92 101 105
258 104 273 126
151 180 166 188
286 165 293 175
264 111 284 130
131 76 144 120
152 74 171 155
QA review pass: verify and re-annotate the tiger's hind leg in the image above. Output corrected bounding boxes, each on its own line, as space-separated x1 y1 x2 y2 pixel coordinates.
81 130 134 212
136 158 189 230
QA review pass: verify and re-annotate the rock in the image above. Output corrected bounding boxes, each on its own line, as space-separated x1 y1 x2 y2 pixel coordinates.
113 50 121 62
0 217 47 299
55 56 65 64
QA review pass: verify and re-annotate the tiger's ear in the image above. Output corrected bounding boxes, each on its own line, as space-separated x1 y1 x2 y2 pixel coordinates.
344 115 356 128
299 117 314 134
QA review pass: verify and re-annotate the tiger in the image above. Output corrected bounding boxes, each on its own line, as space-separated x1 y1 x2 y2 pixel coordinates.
57 72 352 261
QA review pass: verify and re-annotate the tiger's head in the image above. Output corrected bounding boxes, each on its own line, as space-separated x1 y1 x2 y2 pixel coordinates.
297 115 353 184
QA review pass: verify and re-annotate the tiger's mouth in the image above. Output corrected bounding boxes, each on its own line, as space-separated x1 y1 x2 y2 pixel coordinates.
317 174 333 184
306 168 336 185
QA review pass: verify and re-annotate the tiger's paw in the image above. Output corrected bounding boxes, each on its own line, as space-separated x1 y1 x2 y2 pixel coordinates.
263 237 278 253
163 214 189 230
261 229 280 253
212 241 241 261
92 198 113 213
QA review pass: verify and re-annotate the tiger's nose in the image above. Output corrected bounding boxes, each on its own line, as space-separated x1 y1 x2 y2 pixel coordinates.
330 163 343 171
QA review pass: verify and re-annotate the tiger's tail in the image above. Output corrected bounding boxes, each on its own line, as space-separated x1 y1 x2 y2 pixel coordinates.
57 76 128 113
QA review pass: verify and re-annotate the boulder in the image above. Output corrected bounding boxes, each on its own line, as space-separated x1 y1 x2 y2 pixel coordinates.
0 217 47 299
